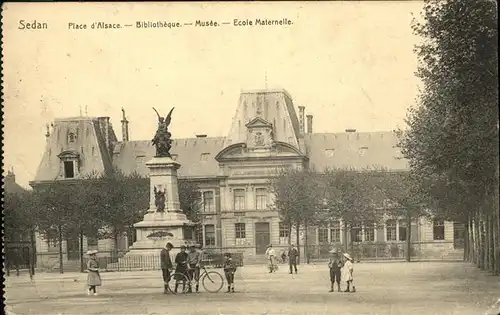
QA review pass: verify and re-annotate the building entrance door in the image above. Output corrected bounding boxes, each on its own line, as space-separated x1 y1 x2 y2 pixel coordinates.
255 222 270 255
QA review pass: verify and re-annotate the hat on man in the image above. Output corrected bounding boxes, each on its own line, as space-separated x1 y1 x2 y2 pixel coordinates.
328 249 337 254
343 253 353 261
86 250 98 255
165 242 173 248
267 244 272 248
180 245 186 249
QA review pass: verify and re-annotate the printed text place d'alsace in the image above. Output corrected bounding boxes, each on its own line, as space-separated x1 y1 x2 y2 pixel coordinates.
16 18 294 31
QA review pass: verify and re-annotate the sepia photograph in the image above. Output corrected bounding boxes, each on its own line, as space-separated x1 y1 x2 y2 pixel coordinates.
2 1 499 314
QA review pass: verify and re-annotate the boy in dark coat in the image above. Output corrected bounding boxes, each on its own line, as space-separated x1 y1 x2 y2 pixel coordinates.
223 253 237 293
160 242 174 294
174 245 189 293
328 249 344 292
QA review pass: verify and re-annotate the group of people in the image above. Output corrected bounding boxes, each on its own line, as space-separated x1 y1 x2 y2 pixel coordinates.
265 244 299 274
160 242 238 294
84 242 355 296
265 243 356 293
160 243 203 293
328 249 355 293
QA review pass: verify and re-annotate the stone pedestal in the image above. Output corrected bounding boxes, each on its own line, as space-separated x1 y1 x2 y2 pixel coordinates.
123 156 196 257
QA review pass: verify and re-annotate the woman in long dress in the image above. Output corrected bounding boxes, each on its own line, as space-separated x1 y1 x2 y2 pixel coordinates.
86 250 102 296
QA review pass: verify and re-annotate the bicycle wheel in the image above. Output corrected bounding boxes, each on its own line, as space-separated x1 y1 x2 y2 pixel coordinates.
168 272 190 294
202 271 224 293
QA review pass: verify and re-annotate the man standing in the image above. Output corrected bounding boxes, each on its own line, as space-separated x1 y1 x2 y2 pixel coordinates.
187 244 202 293
288 244 299 274
265 244 277 273
160 242 174 294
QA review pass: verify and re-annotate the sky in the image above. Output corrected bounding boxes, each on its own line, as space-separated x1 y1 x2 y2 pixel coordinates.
2 1 425 188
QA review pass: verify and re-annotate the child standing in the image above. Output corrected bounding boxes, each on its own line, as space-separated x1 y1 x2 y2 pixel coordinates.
223 253 237 293
328 249 343 292
342 253 356 293
86 250 101 296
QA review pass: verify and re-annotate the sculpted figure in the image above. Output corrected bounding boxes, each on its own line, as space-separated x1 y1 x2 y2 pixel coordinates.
154 186 166 212
152 107 175 157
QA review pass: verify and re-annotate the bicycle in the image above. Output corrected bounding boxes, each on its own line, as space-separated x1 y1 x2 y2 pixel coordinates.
187 265 224 293
167 271 190 294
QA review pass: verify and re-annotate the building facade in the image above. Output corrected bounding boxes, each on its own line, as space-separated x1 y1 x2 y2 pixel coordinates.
30 88 462 267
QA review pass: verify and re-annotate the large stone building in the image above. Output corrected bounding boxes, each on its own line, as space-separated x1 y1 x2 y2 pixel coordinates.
30 88 463 267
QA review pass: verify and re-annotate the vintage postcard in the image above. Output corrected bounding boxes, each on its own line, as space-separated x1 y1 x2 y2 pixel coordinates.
2 1 499 315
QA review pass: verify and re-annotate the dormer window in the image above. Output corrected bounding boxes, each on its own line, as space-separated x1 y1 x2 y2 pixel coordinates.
64 161 75 178
358 146 368 157
200 153 210 161
57 150 80 179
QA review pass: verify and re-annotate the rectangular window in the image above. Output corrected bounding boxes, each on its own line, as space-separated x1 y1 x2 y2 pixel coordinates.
352 223 362 242
235 223 246 245
399 220 408 241
204 225 216 246
255 188 268 210
330 222 341 243
386 220 397 241
279 222 290 244
233 189 245 211
364 222 375 242
63 161 74 178
433 220 445 240
318 228 329 244
195 226 204 246
202 191 215 212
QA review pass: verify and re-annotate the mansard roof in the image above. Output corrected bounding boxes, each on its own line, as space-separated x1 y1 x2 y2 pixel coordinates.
224 89 301 149
112 137 226 178
303 131 408 172
33 117 115 182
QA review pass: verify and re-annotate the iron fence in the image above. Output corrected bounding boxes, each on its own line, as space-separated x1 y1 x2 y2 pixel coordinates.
304 242 423 262
81 250 244 272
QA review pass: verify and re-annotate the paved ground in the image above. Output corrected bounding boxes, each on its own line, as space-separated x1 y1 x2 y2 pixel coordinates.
4 262 500 315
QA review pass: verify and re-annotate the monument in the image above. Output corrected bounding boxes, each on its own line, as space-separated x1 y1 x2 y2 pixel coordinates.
124 107 196 256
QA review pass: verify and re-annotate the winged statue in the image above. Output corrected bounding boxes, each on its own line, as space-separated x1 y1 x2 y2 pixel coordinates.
152 107 175 157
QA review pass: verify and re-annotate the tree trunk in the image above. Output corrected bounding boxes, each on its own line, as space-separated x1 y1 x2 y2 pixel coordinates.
79 230 85 273
295 223 300 264
406 215 412 263
482 214 488 270
468 217 474 263
343 221 349 253
464 219 468 261
30 230 36 276
288 222 292 246
58 226 64 274
304 220 309 264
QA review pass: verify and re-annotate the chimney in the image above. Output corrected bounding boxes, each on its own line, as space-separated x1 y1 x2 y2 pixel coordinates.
121 108 129 141
298 106 305 135
5 168 15 183
306 115 313 134
196 134 207 138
